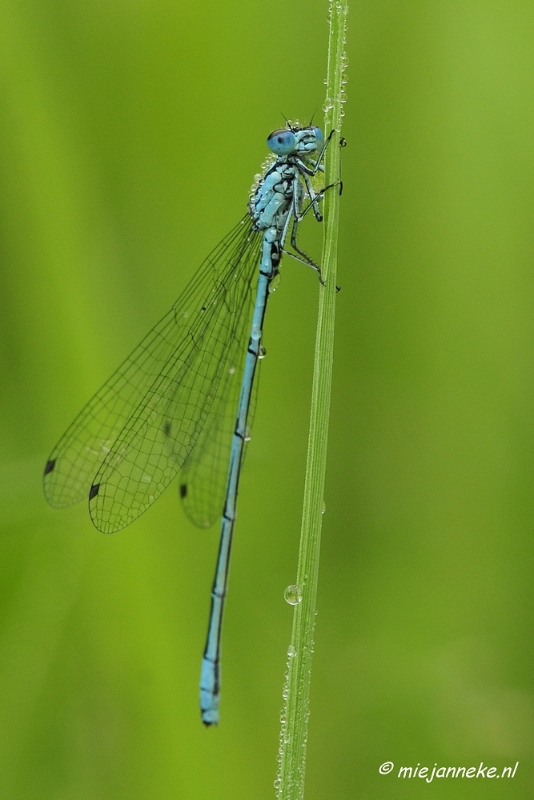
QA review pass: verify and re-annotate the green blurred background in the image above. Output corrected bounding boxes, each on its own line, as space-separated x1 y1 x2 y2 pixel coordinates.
1 0 533 797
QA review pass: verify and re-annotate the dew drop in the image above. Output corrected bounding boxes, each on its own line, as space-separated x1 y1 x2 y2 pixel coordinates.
259 345 267 359
287 644 296 657
284 585 302 605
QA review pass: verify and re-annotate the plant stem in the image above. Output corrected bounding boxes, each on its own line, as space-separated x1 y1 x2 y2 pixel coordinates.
275 2 348 799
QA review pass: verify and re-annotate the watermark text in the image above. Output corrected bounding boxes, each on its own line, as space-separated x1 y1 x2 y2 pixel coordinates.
378 761 518 782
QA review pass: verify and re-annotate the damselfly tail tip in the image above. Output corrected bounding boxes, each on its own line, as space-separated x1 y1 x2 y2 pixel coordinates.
201 709 219 726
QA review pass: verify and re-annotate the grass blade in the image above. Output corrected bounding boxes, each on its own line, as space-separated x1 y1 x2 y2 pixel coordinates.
275 2 349 798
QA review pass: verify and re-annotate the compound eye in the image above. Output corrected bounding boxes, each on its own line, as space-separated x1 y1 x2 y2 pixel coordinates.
267 129 297 155
311 126 324 147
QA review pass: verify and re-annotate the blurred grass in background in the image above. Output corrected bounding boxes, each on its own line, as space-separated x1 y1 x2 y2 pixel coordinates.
1 0 534 797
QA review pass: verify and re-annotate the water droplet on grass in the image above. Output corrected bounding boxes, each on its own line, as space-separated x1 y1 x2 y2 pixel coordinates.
284 585 302 605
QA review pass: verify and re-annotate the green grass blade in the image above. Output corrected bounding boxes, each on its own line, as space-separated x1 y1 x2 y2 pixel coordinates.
275 2 349 799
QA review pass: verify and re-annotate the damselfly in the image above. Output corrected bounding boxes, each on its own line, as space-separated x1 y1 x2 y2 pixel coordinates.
43 122 336 725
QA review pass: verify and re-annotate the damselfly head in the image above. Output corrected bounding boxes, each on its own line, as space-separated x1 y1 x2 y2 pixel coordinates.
266 124 323 156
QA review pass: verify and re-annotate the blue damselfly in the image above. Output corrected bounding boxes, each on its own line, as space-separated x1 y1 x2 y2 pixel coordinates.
44 122 336 724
